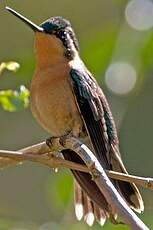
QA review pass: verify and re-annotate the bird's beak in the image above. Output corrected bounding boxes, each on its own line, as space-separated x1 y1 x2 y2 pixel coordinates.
5 6 44 32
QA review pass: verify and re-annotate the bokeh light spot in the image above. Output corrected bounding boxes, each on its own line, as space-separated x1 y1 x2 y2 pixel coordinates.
105 62 137 95
125 0 153 31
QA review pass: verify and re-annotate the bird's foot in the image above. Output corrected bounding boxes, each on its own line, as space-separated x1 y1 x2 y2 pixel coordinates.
46 130 72 152
59 130 73 147
46 136 58 148
46 136 64 152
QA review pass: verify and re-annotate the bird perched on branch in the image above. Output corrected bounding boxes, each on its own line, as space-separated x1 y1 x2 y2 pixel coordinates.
6 6 144 226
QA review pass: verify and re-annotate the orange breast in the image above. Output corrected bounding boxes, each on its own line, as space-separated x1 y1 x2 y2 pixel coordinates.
31 64 83 137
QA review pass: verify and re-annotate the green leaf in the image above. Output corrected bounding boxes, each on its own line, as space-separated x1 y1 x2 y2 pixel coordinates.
0 61 20 75
4 61 20 72
0 85 30 112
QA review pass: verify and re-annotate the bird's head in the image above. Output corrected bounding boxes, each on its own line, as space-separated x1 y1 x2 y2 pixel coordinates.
6 7 79 63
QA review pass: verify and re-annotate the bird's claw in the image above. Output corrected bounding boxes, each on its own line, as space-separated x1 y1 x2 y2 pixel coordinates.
46 136 63 152
46 136 57 148
59 130 73 147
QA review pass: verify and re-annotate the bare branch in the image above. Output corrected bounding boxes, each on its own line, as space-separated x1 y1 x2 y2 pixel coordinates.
0 141 49 169
0 144 153 191
0 137 150 229
59 136 149 230
107 170 153 190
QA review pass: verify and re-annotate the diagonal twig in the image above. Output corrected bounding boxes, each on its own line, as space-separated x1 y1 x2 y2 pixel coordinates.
59 135 149 230
0 144 153 190
0 137 150 229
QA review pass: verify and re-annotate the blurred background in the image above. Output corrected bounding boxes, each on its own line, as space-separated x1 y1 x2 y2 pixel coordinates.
0 0 153 229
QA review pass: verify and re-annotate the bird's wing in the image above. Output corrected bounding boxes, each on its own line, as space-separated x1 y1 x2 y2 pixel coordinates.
70 68 118 169
69 68 144 213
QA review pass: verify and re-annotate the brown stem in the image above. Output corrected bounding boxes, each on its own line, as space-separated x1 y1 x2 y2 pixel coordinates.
0 148 153 191
61 136 149 230
0 138 150 229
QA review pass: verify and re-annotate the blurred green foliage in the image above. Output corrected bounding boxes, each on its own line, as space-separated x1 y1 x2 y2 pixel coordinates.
0 61 30 112
0 62 20 74
0 85 29 112
0 0 153 230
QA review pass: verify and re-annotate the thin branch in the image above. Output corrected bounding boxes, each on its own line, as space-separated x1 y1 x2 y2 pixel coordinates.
0 149 91 172
59 136 149 230
0 141 49 169
0 147 153 191
0 138 150 229
107 170 153 190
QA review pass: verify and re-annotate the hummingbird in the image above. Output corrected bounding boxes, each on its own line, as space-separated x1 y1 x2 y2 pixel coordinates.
6 6 144 226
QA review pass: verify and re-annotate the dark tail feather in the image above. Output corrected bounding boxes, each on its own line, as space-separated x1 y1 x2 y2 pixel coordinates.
62 149 109 212
74 180 107 226
74 180 84 221
93 202 107 226
62 148 144 226
110 145 144 213
83 190 95 226
62 149 116 226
